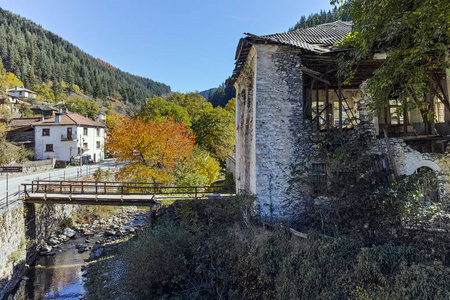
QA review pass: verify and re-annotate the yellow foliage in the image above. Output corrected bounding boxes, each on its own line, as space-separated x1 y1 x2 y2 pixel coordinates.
106 114 195 184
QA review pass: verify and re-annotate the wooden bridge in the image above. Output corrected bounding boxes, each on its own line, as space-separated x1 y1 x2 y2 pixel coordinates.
21 180 233 206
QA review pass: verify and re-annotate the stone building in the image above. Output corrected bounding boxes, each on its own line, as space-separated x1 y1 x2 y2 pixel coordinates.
226 21 450 220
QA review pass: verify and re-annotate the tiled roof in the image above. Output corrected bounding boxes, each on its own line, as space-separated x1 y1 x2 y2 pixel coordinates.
258 21 352 51
9 117 41 128
7 86 37 94
30 104 58 111
33 113 106 127
18 100 31 106
227 21 352 86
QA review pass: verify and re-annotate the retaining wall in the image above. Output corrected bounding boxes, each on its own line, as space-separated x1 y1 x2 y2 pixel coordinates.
0 202 78 298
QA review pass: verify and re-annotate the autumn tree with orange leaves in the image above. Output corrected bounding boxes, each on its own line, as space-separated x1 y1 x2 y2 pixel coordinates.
106 114 195 184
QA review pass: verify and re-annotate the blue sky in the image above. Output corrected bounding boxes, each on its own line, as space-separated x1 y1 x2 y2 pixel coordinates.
0 0 336 93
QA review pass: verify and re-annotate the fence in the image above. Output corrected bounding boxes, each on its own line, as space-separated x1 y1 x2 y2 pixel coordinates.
6 158 56 173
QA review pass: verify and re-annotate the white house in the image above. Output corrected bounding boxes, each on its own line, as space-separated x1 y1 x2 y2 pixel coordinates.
33 113 106 163
7 86 37 99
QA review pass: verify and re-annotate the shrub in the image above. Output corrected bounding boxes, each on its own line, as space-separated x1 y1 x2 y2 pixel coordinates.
58 216 73 231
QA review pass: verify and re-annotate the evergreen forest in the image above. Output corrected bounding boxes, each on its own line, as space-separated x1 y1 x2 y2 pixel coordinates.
288 5 352 31
0 8 170 106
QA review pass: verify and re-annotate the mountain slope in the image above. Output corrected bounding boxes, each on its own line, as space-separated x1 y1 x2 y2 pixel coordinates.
0 8 170 106
289 5 352 31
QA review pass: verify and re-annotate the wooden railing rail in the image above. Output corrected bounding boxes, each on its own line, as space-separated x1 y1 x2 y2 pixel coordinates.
22 180 231 198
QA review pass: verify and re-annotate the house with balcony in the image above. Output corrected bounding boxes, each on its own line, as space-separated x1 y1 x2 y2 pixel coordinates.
33 112 106 163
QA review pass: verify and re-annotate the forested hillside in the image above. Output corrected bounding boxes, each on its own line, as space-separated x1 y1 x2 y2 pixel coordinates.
200 83 235 108
0 8 170 106
289 5 352 31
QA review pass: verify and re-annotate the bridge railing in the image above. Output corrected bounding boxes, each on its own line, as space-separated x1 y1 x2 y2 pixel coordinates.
21 180 232 200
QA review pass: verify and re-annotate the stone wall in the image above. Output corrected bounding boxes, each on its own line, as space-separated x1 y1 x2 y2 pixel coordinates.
235 46 257 195
253 44 310 219
0 203 26 298
226 154 236 180
0 159 56 180
0 202 79 298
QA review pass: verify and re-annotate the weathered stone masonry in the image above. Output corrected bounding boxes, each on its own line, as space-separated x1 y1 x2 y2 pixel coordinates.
229 21 450 220
235 44 314 219
0 203 78 298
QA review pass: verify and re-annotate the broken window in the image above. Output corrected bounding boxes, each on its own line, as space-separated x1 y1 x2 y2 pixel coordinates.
435 99 445 123
389 100 404 125
312 162 327 193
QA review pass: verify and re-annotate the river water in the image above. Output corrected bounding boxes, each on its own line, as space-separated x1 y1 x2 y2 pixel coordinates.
8 235 91 300
6 211 148 300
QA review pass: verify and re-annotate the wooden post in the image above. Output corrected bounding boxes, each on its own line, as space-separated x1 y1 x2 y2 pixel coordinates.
338 83 343 131
325 83 330 129
403 107 408 134
316 81 320 130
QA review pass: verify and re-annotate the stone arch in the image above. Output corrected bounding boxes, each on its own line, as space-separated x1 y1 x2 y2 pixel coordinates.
405 162 444 203
404 160 441 176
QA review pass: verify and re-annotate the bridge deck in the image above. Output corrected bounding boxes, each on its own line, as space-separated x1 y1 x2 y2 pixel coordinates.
24 192 232 206
21 180 233 206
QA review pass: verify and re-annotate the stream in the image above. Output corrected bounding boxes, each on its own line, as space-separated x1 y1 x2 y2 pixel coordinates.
5 208 149 300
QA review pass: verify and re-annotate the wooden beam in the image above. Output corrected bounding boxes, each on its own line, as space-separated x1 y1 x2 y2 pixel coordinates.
299 65 332 86
338 83 343 130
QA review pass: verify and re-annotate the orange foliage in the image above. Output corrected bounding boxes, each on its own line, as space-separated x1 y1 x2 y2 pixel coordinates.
106 114 195 183
96 58 119 72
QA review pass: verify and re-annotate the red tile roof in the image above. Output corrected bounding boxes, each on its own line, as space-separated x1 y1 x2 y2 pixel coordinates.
33 113 106 127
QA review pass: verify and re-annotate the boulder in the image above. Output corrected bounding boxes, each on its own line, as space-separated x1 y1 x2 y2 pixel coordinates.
58 234 69 242
104 229 116 236
40 243 52 253
48 237 59 246
83 230 94 236
92 244 102 251
63 228 76 238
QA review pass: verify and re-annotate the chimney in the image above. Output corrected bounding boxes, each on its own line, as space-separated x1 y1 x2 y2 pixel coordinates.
55 113 61 124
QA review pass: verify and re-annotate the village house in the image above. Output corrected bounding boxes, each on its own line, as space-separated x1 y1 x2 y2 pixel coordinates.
32 112 106 163
6 86 37 99
6 117 41 150
0 92 19 112
30 103 58 118
226 21 450 220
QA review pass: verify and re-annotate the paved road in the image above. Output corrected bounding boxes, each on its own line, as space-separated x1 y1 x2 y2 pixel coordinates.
0 159 121 209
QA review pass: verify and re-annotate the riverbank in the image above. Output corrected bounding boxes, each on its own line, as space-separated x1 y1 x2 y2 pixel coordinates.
82 196 450 299
4 206 150 299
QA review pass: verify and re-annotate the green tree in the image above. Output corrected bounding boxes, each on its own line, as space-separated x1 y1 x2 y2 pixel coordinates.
62 97 99 119
332 0 450 134
192 106 235 162
17 103 34 117
139 96 191 126
166 92 213 122
174 147 221 187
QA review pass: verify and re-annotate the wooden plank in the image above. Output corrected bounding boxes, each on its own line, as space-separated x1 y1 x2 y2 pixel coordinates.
299 65 332 86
